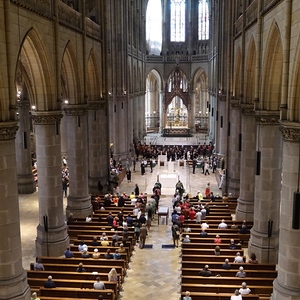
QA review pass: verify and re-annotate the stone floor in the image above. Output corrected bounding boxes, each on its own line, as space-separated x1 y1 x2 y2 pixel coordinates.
19 144 222 300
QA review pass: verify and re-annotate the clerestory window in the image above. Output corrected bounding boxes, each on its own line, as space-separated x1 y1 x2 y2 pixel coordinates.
198 0 209 40
170 0 186 42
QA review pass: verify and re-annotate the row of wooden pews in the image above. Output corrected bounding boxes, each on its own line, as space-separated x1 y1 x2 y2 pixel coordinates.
27 199 140 299
180 199 276 300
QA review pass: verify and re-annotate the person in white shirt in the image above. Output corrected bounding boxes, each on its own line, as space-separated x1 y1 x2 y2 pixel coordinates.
218 219 228 229
239 282 251 295
86 215 92 222
235 266 246 278
201 221 209 230
231 289 242 300
234 252 244 263
195 210 202 223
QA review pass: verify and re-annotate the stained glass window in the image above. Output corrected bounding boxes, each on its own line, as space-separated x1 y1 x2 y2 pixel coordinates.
198 0 209 40
170 0 185 42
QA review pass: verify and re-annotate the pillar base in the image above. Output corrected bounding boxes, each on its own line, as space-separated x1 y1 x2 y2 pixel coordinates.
248 228 278 264
17 174 36 194
227 178 240 196
36 223 69 257
0 270 31 300
235 197 254 221
66 195 92 218
272 278 300 300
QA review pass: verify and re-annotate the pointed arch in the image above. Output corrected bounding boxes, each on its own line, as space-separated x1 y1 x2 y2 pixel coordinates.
233 47 242 99
61 41 82 104
262 22 283 110
17 27 54 111
87 49 101 101
245 37 256 104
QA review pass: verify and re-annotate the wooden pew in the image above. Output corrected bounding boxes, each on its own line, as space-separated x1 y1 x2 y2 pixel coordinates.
181 283 273 294
181 248 244 256
181 268 277 278
183 234 250 243
181 242 242 250
181 261 276 271
39 287 115 300
180 292 259 300
181 254 246 263
28 278 118 297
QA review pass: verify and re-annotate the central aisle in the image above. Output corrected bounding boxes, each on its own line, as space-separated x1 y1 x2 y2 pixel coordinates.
117 161 220 300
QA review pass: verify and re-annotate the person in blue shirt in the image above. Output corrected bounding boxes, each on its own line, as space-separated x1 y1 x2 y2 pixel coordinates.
113 249 121 259
64 247 74 258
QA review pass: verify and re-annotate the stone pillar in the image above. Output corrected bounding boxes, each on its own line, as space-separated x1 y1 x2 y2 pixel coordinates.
190 91 195 133
87 100 109 195
133 96 139 140
16 100 36 194
159 92 164 133
0 122 31 300
227 100 241 195
60 111 68 160
248 111 281 264
272 122 300 300
63 105 92 218
32 111 69 257
236 105 256 221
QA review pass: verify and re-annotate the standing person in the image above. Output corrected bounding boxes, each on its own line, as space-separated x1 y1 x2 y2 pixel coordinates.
139 224 148 249
150 159 153 173
134 184 139 196
126 169 131 183
141 161 145 175
133 157 136 172
192 158 197 174
205 182 211 198
172 223 180 247
204 161 210 175
133 221 141 243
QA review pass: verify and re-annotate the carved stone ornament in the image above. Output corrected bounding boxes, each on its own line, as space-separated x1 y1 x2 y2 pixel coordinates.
0 122 19 140
16 100 30 109
241 104 255 116
88 100 106 111
279 122 300 142
230 100 240 110
254 111 280 125
63 105 87 116
31 112 63 125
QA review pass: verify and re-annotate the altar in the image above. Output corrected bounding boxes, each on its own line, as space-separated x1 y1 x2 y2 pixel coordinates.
157 170 179 188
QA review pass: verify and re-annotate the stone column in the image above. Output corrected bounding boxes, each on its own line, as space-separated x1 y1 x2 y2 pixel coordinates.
0 122 31 300
227 100 241 195
236 104 256 221
60 111 68 160
133 96 139 140
272 122 300 300
16 100 36 194
248 111 281 264
190 91 195 133
87 100 109 195
159 91 164 133
31 111 69 257
63 105 92 218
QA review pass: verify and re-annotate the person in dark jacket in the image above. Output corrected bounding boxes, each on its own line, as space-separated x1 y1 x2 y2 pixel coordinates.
44 276 56 288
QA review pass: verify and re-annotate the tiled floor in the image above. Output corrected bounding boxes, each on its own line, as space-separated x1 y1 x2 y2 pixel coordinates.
19 139 221 299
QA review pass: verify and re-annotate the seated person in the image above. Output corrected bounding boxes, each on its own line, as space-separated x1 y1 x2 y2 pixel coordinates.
81 249 90 258
92 248 100 259
214 245 221 255
236 266 246 278
31 292 41 300
218 219 228 229
229 239 237 250
78 240 88 252
239 282 251 295
222 258 231 269
76 262 86 272
86 215 92 222
199 265 213 277
100 233 108 241
94 277 106 290
183 290 192 300
44 275 56 288
104 249 113 259
234 252 244 263
182 235 191 243
214 234 222 244
239 220 248 234
183 225 191 233
64 247 74 258
199 228 208 237
231 289 242 300
91 236 100 246
248 253 259 264
101 240 110 246
33 258 44 271
113 249 121 260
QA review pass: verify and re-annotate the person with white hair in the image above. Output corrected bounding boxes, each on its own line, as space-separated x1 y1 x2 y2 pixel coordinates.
43 275 56 288
31 292 41 300
92 248 100 259
199 265 213 277
222 258 231 269
234 252 244 263
183 235 191 243
218 219 228 229
236 266 246 278
239 282 251 295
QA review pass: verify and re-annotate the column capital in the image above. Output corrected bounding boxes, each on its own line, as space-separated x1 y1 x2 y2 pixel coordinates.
230 99 240 110
87 99 106 111
254 110 280 125
16 100 30 109
63 104 88 116
279 121 300 142
241 104 255 116
0 121 19 140
31 111 63 124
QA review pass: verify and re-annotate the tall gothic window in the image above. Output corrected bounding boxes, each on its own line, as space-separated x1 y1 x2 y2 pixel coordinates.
170 0 186 42
146 0 162 55
198 0 209 40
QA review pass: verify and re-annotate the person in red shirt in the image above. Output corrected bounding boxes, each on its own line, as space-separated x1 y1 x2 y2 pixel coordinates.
179 213 185 233
189 207 196 220
214 234 222 244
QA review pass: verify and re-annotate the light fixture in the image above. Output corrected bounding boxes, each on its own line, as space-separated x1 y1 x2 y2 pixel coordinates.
17 90 22 99
124 90 127 95
31 105 36 110
108 92 112 95
64 99 69 104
